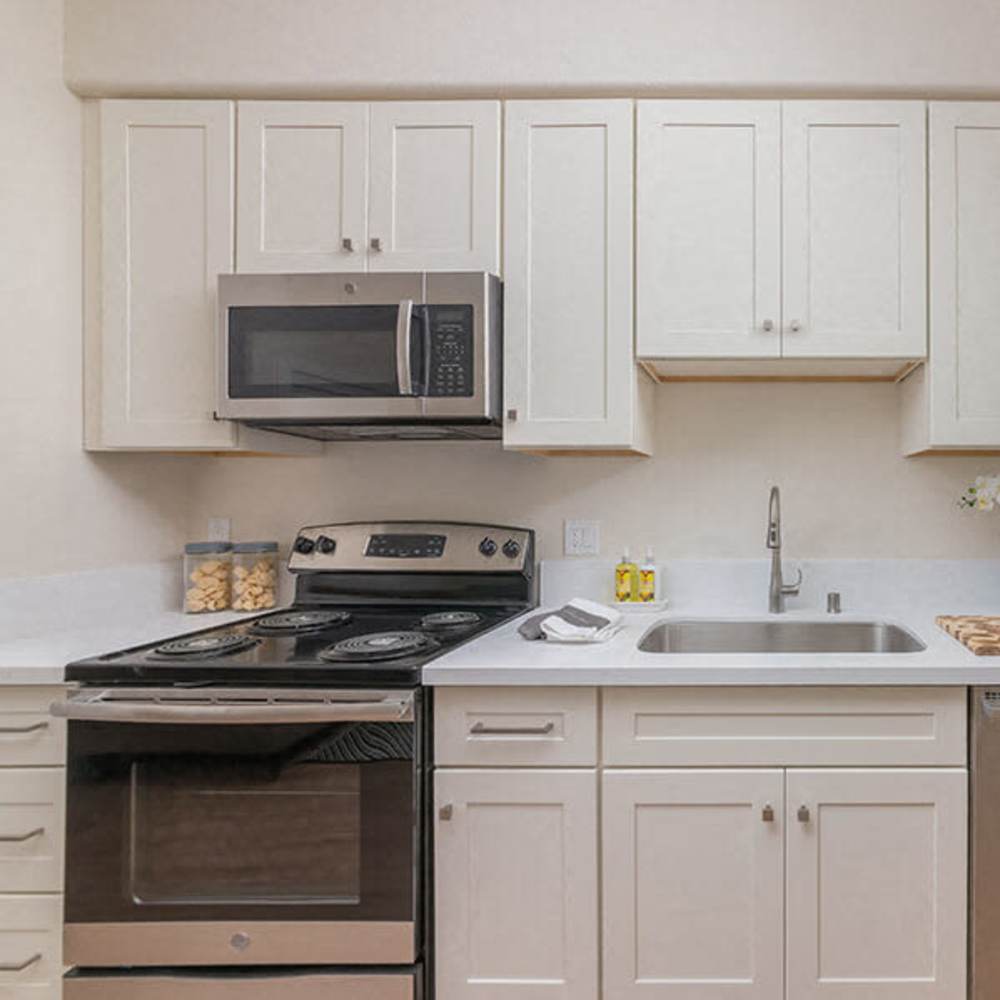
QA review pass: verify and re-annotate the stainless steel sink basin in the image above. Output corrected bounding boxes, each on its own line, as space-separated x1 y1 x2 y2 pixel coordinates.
637 619 926 654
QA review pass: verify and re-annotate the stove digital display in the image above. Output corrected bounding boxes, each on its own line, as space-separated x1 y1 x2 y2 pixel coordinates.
365 533 447 558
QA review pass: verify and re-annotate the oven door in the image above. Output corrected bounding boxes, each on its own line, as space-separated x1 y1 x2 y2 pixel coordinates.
59 688 420 968
64 967 420 1000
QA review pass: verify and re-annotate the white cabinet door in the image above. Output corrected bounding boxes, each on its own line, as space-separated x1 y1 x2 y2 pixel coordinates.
636 101 781 358
786 768 967 1000
782 101 927 358
368 102 500 273
99 100 239 449
603 769 784 1000
434 769 598 1000
237 101 368 273
917 103 1000 449
504 100 652 454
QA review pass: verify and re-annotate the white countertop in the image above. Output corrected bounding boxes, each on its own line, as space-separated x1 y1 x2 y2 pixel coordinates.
0 611 255 685
3 557 1000 688
422 608 1000 686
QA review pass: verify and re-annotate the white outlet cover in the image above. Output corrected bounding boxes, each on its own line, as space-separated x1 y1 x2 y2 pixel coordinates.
207 517 232 543
564 520 600 556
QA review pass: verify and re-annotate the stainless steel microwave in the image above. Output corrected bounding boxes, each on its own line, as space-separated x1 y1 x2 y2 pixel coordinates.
216 271 502 441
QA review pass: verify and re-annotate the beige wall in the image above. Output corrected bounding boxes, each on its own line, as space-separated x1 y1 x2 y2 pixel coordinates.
186 384 1000 561
64 0 1000 98
5 0 1000 579
0 0 201 579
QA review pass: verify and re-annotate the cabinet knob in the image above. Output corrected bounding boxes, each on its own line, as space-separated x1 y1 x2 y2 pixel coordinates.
439 804 454 821
797 805 811 823
762 318 775 333
341 237 354 253
507 408 518 422
762 804 775 822
370 237 383 252
789 320 802 334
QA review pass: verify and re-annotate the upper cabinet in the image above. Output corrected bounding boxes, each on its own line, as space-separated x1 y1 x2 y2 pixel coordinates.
902 103 1000 454
638 100 927 376
637 101 782 359
237 102 369 273
782 102 927 360
237 101 500 275
503 100 654 455
86 100 313 452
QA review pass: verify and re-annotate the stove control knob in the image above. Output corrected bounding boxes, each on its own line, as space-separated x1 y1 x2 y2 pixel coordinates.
478 537 498 557
502 539 522 559
316 535 337 555
293 535 316 555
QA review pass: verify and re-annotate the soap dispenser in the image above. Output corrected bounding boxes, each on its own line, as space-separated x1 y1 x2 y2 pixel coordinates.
615 548 639 603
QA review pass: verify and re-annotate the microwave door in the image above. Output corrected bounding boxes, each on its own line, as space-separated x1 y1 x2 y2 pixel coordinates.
218 273 424 421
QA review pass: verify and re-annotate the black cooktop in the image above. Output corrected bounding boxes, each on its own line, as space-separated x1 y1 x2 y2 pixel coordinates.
66 603 521 687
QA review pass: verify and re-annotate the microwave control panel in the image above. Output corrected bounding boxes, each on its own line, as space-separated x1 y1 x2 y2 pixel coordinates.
427 305 474 397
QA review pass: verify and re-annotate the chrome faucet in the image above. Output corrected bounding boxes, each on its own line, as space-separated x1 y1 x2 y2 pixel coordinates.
767 486 802 613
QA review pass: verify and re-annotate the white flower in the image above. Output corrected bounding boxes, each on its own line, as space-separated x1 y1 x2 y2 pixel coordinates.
960 472 1000 510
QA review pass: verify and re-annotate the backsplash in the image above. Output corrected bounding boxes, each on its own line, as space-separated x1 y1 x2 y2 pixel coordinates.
183 382 1000 564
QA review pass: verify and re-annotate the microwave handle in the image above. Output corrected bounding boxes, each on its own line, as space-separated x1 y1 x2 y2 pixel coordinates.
395 299 415 396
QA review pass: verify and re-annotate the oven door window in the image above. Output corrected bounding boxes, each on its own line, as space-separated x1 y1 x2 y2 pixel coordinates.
227 305 426 398
65 719 416 923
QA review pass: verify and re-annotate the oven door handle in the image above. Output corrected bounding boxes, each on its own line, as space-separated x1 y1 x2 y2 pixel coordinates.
395 298 414 396
51 694 413 725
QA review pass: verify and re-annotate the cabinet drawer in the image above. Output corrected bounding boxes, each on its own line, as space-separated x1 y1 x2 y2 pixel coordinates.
435 687 598 766
0 687 66 767
0 895 62 1000
0 770 64 892
603 687 967 767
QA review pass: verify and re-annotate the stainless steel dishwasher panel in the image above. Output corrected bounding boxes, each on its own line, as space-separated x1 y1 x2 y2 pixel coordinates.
971 688 1000 1000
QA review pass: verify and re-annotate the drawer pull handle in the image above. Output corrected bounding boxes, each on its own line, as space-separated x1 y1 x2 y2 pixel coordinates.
797 805 811 824
0 827 44 843
762 804 775 822
0 721 48 735
439 804 453 821
470 722 556 736
0 952 41 972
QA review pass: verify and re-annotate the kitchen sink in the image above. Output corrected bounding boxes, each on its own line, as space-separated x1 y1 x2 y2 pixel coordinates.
637 619 926 654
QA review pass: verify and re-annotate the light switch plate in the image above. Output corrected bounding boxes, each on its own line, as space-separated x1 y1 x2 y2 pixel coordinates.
564 520 600 556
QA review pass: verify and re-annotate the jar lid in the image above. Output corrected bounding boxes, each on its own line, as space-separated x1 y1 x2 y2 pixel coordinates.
233 541 279 553
185 541 233 554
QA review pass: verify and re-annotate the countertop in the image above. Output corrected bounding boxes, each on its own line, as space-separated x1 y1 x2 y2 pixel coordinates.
0 610 254 685
422 609 1000 686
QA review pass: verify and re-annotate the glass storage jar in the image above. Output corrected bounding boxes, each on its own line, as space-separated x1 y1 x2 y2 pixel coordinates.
231 542 279 612
183 542 233 613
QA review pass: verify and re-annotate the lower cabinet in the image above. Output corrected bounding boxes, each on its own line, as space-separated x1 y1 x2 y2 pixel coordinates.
434 688 968 1000
602 769 784 999
603 767 967 1000
786 768 967 999
434 769 598 1000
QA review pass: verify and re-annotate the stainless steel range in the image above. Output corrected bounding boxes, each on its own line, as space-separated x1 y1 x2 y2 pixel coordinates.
58 521 536 1000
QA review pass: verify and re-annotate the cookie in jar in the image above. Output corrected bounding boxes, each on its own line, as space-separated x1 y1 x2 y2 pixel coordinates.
231 542 279 612
184 542 233 613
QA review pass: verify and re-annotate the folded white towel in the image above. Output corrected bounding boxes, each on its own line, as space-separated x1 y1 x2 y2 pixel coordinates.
517 597 623 644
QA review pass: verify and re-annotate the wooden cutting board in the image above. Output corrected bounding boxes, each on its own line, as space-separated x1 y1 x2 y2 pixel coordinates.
936 615 1000 655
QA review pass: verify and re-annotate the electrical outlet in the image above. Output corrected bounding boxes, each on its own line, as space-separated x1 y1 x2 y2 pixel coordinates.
207 517 231 543
564 520 600 556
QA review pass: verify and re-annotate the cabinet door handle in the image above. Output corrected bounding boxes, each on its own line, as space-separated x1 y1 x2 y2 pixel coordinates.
370 237 383 252
762 804 775 822
506 408 518 422
0 952 41 972
0 827 44 843
0 721 48 735
762 318 775 333
788 320 802 334
341 237 354 252
470 721 555 736
797 805 811 823
439 804 454 821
